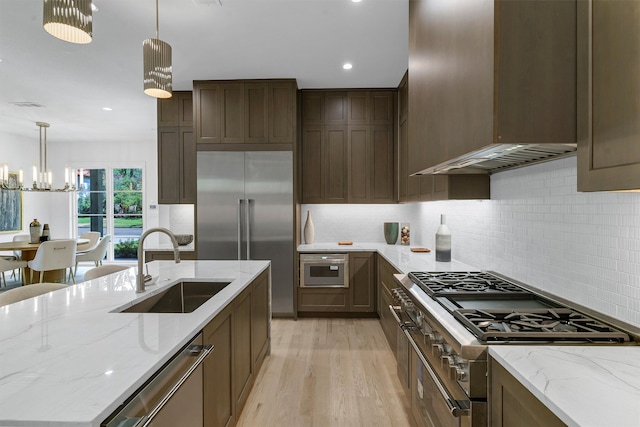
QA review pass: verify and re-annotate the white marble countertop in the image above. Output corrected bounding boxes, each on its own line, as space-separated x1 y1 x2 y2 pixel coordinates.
298 242 479 273
0 260 269 427
489 346 640 427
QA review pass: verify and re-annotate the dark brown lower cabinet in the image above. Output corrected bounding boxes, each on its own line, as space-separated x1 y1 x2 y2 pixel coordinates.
233 288 253 414
297 252 376 314
349 252 376 312
377 255 400 353
203 269 270 427
203 305 234 427
298 287 349 312
489 357 566 427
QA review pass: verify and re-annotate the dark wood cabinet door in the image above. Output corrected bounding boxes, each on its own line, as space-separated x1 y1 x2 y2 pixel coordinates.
301 125 324 203
324 125 348 202
203 307 234 427
325 92 348 125
180 128 196 203
578 0 640 191
233 288 253 414
370 91 394 125
348 125 371 203
301 92 324 125
251 270 269 372
221 83 244 144
244 82 269 143
269 81 295 143
490 358 565 427
349 252 376 312
348 92 370 124
157 91 193 127
157 127 181 204
371 125 395 203
297 288 349 312
194 83 221 144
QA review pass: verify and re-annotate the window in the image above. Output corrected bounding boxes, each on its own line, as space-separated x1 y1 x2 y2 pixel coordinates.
76 167 143 261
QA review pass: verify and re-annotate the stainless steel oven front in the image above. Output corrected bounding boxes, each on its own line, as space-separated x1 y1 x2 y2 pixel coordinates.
299 253 349 288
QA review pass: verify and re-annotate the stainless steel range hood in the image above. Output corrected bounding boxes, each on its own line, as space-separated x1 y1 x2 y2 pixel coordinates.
412 143 577 175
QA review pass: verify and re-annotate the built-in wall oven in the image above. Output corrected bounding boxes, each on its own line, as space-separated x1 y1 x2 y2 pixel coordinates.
390 271 637 427
299 253 349 288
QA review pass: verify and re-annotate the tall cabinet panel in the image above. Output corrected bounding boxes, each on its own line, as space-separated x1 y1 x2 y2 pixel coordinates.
157 91 196 204
301 90 397 203
577 0 640 191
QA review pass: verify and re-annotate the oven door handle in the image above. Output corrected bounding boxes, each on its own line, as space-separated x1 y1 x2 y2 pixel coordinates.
404 329 470 418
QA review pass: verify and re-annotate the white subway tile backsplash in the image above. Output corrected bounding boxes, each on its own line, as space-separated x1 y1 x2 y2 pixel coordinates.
303 156 640 327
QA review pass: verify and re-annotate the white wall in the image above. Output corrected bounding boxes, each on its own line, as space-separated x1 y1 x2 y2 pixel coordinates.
303 156 640 328
0 132 160 244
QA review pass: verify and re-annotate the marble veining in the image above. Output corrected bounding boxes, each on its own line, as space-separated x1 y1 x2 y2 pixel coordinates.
0 260 269 427
490 346 640 427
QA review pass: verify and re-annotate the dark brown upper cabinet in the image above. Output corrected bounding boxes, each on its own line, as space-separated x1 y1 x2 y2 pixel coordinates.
157 92 196 204
577 0 640 191
408 0 577 176
194 79 296 146
300 90 396 204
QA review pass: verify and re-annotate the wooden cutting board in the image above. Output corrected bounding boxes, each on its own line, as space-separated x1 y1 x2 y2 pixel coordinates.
410 247 431 253
338 241 353 245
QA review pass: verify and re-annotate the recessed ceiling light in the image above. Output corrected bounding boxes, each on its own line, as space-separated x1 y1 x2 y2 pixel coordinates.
352 0 362 3
102 107 112 111
343 63 353 70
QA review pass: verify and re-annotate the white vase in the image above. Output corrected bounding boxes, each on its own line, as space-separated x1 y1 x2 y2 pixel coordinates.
303 210 315 244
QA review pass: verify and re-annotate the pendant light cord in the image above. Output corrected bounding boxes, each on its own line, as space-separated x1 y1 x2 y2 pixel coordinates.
155 0 159 39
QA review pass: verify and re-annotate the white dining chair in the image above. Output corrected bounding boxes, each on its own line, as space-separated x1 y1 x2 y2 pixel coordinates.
0 282 67 307
28 240 77 284
76 231 101 254
0 257 28 288
75 235 111 276
84 264 130 281
2 235 30 282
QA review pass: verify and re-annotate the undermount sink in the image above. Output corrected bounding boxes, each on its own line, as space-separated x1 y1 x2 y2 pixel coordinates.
121 281 231 313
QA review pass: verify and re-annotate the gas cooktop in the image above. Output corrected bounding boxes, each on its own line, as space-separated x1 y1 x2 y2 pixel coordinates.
408 271 528 296
407 271 631 343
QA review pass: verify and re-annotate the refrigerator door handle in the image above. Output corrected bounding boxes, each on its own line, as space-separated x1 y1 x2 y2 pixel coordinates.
237 198 244 260
246 199 253 260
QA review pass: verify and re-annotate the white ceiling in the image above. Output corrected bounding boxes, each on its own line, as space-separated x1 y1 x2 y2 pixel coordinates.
0 0 408 146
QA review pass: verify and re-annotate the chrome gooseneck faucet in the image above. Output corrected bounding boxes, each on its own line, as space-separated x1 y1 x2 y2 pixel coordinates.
137 227 181 293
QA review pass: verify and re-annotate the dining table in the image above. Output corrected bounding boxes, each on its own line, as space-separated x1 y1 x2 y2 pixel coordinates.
0 238 89 284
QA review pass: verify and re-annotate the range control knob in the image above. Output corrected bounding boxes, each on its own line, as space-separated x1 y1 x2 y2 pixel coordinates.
426 332 441 345
451 366 467 382
442 356 453 370
431 344 444 357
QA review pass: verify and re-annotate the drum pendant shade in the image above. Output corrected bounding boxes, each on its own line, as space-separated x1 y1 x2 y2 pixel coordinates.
43 0 93 44
143 0 172 99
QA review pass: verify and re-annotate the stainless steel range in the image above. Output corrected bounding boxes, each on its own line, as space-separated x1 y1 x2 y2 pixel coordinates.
391 271 638 427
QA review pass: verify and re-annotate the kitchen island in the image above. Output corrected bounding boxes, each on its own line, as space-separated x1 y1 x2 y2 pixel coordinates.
0 260 270 427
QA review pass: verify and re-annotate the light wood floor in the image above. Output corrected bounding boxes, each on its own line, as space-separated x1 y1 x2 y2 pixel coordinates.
237 318 415 427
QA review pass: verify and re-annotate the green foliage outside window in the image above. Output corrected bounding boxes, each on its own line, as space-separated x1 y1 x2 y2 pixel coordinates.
114 239 139 259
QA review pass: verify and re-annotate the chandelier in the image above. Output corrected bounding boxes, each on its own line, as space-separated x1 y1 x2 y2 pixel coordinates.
0 122 81 192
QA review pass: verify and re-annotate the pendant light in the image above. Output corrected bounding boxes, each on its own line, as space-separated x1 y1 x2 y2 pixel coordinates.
43 0 93 44
0 122 80 192
143 0 173 98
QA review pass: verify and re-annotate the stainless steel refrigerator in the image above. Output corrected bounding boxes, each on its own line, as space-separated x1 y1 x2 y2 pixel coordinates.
196 151 294 316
